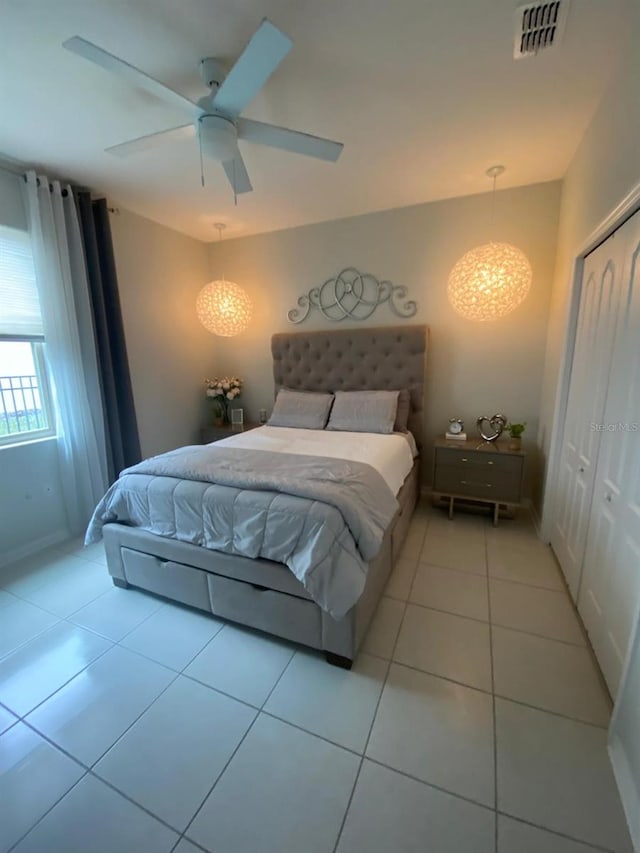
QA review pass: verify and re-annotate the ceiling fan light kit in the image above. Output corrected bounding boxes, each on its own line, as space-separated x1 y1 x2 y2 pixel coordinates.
447 166 532 321
63 18 343 199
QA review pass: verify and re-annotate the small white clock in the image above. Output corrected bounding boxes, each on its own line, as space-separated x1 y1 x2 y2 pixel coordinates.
448 418 464 435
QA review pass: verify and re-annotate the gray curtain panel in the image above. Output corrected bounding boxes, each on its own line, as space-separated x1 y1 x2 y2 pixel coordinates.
74 192 141 481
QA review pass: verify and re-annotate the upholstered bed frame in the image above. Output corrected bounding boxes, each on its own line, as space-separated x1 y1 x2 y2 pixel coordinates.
103 324 428 667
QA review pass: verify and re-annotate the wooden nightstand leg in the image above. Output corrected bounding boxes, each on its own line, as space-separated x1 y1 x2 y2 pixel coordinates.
493 502 499 526
449 496 454 520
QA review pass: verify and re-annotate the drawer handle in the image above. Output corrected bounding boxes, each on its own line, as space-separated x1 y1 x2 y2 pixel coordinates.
487 461 494 466
461 457 468 462
460 480 492 488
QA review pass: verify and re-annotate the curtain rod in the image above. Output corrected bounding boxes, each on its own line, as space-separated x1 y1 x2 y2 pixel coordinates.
19 171 118 213
21 174 70 198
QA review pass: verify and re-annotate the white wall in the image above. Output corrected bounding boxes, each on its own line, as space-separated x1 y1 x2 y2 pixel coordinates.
0 168 69 565
538 4 640 514
207 181 561 495
110 208 212 458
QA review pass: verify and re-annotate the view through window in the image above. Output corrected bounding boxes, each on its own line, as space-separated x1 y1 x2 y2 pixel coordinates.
0 225 55 445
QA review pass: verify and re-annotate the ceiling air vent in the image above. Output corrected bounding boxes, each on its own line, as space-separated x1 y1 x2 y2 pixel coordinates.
513 0 570 59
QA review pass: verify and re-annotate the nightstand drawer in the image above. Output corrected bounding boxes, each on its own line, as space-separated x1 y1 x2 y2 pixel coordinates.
433 467 521 503
435 446 521 478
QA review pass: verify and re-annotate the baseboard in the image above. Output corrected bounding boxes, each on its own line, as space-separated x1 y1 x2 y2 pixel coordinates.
609 735 640 852
529 498 544 539
0 528 70 569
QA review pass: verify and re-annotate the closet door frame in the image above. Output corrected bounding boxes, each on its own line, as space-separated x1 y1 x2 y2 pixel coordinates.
540 180 640 544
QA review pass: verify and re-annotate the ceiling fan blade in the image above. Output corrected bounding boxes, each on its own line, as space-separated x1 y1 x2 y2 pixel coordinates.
237 118 343 162
105 124 195 157
212 18 292 117
63 36 198 116
222 152 253 195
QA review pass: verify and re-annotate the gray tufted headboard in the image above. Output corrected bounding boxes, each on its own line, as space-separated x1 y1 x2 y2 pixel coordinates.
271 325 428 448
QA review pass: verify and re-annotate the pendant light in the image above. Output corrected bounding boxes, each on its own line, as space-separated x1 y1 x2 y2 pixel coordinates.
196 223 252 336
447 166 532 322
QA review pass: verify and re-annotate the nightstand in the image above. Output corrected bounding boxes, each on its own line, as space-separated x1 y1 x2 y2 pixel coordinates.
200 423 261 444
432 437 526 525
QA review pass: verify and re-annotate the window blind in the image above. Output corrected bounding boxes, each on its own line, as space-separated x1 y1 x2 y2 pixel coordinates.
0 225 44 340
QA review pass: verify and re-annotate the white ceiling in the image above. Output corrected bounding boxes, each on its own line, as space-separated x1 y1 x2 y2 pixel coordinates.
0 0 632 242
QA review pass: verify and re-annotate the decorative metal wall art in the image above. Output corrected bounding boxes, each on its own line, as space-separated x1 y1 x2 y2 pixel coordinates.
477 413 508 442
287 267 417 324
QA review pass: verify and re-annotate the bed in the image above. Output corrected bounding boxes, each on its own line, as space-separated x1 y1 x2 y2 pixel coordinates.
91 325 427 667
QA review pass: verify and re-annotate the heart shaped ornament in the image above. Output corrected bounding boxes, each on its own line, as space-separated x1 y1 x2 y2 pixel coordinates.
476 413 508 442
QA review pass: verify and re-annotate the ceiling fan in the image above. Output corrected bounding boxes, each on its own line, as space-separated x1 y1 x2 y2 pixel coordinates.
63 19 343 198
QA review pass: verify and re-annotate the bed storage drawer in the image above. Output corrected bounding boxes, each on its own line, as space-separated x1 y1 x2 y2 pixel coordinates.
120 547 211 611
207 574 322 647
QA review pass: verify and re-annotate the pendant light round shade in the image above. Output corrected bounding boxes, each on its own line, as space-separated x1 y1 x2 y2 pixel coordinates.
196 279 252 337
447 241 532 322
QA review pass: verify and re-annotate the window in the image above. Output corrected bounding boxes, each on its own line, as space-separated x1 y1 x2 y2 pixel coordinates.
0 225 55 445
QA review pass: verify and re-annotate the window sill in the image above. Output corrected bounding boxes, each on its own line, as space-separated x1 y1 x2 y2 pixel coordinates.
0 434 57 451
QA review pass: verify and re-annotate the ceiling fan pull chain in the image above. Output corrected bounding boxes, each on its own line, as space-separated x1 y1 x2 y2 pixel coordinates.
198 124 205 188
233 160 238 206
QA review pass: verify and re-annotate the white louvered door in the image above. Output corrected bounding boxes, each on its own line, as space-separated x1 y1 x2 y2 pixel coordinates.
550 234 623 600
578 211 640 696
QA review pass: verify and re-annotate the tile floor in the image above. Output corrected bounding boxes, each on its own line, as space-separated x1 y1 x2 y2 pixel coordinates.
0 504 633 853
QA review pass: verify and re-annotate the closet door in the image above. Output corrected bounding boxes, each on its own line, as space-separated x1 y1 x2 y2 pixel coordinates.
578 211 640 696
550 235 622 600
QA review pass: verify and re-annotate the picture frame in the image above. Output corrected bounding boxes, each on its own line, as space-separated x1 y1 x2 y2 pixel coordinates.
231 407 244 427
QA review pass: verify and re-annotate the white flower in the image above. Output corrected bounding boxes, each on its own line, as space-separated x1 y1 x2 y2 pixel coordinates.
206 389 216 397
226 391 233 399
222 381 230 390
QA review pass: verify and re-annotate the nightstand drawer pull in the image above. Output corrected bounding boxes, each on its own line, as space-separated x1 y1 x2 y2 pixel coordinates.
460 480 492 488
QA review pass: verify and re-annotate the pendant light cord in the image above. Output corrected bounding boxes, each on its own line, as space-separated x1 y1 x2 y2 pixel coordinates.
215 222 226 282
490 172 496 234
198 121 205 188
485 165 504 242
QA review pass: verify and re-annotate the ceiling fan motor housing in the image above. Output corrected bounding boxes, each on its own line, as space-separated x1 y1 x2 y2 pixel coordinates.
198 115 238 162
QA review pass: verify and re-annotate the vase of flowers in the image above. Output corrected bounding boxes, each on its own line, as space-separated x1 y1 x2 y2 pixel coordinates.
205 377 243 426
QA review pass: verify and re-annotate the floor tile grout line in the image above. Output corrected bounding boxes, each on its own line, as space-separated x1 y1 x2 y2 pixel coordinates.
18 641 282 852
11 640 116 722
363 754 497 814
87 664 183 772
15 668 190 846
176 647 298 849
376 658 610 729
484 525 499 853
113 611 226 671
1 554 108 605
85 766 189 839
331 543 420 853
384 590 588 648
497 810 620 853
330 653 393 853
19 716 94 771
6 766 92 853
258 708 366 759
